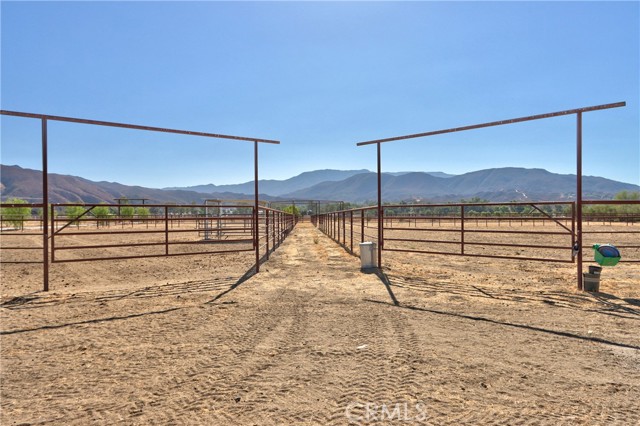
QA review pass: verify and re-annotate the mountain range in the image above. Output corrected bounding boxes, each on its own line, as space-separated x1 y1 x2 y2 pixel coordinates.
284 168 639 202
1 164 638 205
165 169 455 196
164 169 370 196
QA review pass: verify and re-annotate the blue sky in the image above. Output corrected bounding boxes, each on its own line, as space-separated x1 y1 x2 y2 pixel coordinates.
1 1 638 188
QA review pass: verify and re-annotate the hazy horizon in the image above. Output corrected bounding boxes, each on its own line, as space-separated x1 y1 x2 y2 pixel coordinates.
2 163 638 189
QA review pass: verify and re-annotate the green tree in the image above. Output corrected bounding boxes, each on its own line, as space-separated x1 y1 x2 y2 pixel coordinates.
614 191 640 201
93 204 111 217
135 206 150 217
120 206 135 218
64 205 87 226
614 191 640 217
1 198 31 229
93 204 111 227
283 205 301 217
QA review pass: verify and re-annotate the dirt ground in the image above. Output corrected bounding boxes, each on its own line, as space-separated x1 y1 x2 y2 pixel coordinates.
1 221 639 425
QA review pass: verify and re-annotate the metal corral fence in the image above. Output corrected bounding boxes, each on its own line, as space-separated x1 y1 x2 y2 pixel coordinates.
0 203 46 264
313 200 640 265
0 110 284 292
0 203 296 287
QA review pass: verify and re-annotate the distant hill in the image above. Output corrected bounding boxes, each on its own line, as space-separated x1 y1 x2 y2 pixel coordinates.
386 171 456 179
282 168 640 203
0 165 280 204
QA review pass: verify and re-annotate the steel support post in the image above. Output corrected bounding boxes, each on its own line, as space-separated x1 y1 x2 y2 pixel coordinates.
254 141 260 272
42 119 49 291
377 142 383 268
576 113 583 290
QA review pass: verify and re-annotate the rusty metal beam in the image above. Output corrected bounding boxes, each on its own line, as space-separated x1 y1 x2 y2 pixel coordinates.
356 102 625 146
0 110 280 144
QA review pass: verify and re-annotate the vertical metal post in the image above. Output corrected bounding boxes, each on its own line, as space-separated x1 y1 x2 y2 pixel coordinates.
571 202 576 261
350 210 354 253
332 213 335 239
342 212 346 246
164 206 169 255
333 213 336 240
361 210 365 243
460 205 465 255
254 141 260 272
377 142 383 268
576 112 583 290
42 119 49 292
266 207 270 259
50 204 55 263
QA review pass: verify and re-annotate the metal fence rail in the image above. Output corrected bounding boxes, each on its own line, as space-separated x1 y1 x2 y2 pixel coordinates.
313 207 379 255
258 207 298 261
582 200 640 264
313 200 640 267
0 202 296 289
0 203 46 264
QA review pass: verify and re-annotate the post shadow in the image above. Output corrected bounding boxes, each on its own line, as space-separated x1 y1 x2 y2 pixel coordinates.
206 264 257 304
362 268 400 306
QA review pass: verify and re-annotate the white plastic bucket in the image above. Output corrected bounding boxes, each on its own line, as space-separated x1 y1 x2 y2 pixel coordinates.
359 242 377 269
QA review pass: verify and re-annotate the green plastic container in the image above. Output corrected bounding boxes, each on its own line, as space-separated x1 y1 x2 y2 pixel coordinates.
593 244 621 267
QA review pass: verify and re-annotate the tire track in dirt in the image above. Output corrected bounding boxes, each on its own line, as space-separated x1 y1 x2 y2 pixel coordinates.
199 222 418 425
95 223 329 425
322 306 426 425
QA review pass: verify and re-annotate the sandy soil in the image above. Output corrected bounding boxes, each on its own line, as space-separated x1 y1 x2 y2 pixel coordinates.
1 221 639 425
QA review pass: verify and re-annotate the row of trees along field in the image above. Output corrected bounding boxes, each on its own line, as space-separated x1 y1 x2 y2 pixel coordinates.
1 192 638 228
0 199 154 229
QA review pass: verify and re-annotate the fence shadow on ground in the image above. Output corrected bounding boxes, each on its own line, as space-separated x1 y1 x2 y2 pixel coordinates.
0 265 260 336
0 306 183 336
363 298 640 351
372 271 640 321
0 267 258 312
0 244 291 313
